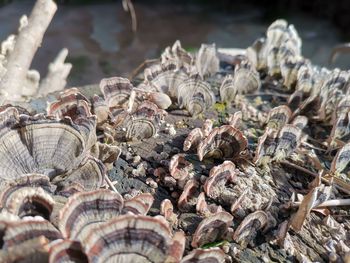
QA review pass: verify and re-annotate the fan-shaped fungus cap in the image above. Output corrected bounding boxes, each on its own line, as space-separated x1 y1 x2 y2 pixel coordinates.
47 89 92 121
0 107 98 186
49 240 88 263
144 60 189 99
100 77 134 109
191 211 233 248
177 75 215 116
204 161 237 201
123 193 154 215
197 125 247 161
233 210 268 247
3 219 61 248
160 199 178 226
124 101 163 141
266 105 292 130
181 248 227 263
273 124 302 162
82 214 180 263
58 189 124 240
169 154 193 181
196 192 223 217
183 128 203 152
0 236 50 263
195 43 220 79
331 142 350 174
178 179 200 212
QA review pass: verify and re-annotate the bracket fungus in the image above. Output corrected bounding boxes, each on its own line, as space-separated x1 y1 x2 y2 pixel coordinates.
123 193 154 215
204 161 238 204
82 214 184 263
0 106 105 192
195 43 220 79
220 60 260 104
58 189 124 240
177 75 215 116
233 210 268 247
49 240 87 263
191 211 233 248
197 125 247 161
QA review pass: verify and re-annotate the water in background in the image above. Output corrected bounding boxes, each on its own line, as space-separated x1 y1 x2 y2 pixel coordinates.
0 0 349 87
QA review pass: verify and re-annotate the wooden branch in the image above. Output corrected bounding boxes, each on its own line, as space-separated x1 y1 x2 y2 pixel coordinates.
38 48 72 96
0 0 57 102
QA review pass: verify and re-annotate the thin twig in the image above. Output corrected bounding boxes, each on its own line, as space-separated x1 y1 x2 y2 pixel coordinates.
105 174 118 193
280 160 350 195
129 58 159 80
122 0 137 32
292 198 350 208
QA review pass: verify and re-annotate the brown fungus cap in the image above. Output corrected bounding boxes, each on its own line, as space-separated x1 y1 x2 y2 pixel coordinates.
0 236 50 263
197 125 247 161
0 174 56 220
123 193 154 215
82 214 180 263
49 239 88 263
204 161 237 201
0 107 98 184
58 189 124 240
3 219 61 248
191 211 233 248
233 210 268 247
266 105 292 130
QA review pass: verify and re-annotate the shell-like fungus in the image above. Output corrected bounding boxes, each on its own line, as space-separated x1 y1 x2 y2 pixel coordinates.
191 211 233 248
220 60 260 104
144 61 189 99
160 199 178 226
196 192 223 217
273 124 303 162
161 40 193 67
178 179 199 212
0 107 103 191
0 236 50 263
92 95 110 124
178 75 215 116
197 125 247 161
195 43 220 78
233 210 268 247
204 161 237 203
183 128 203 152
123 193 154 215
169 154 193 186
100 76 135 110
0 174 55 220
58 189 124 240
82 214 184 263
181 248 227 263
331 142 350 175
49 240 88 263
3 219 62 248
266 105 292 130
124 101 164 141
328 97 350 147
47 88 91 121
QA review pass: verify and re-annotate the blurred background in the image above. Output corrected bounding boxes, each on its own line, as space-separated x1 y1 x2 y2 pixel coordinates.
0 0 349 87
